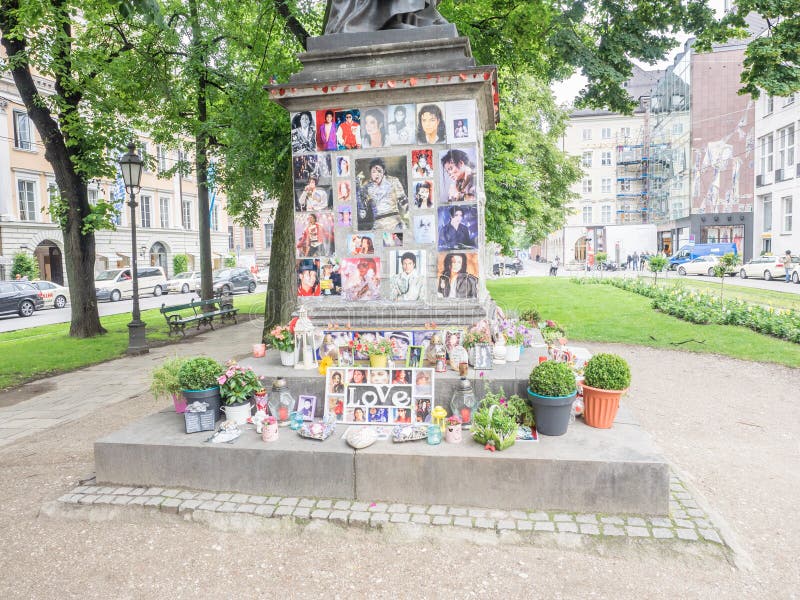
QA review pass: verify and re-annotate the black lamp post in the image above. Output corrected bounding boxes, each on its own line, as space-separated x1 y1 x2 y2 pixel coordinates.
118 142 148 355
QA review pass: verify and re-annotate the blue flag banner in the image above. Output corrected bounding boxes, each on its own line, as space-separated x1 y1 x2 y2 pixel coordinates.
208 161 216 224
113 169 126 225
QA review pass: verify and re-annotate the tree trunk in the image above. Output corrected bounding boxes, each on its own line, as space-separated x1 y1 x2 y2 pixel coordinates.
262 167 296 339
190 0 214 302
0 2 105 337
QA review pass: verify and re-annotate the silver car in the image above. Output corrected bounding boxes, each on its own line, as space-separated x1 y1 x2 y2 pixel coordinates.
166 271 201 294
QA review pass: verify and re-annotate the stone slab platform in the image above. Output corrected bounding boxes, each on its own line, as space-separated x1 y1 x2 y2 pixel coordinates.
94 405 669 515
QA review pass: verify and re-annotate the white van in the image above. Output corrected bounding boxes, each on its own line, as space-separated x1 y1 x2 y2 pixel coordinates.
95 266 167 302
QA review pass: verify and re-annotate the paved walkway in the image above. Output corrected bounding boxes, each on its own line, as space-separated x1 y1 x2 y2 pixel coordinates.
0 319 263 448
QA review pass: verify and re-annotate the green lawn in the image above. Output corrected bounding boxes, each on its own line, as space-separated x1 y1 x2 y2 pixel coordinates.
488 277 800 368
0 293 266 390
650 275 800 311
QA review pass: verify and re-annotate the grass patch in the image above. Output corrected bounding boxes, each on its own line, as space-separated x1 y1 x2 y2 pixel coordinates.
0 292 266 390
652 276 800 311
488 277 800 368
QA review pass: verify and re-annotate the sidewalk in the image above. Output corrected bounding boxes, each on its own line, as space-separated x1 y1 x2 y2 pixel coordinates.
0 319 263 448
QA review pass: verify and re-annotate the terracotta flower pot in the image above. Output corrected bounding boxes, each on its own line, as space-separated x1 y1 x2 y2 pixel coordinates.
581 384 626 429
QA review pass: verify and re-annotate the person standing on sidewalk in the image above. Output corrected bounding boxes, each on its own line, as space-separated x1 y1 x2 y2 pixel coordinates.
549 256 560 276
785 249 793 283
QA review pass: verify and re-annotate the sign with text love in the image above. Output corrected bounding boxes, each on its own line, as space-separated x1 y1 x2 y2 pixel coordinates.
323 367 435 426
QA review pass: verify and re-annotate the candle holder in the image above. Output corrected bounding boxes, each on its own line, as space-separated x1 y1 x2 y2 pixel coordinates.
289 411 304 430
450 376 476 428
431 406 448 433
426 424 442 445
268 377 295 427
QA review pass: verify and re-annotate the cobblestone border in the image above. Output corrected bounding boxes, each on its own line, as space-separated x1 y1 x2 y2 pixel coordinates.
57 472 724 545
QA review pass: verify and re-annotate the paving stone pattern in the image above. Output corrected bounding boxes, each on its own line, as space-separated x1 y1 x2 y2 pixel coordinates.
60 473 724 546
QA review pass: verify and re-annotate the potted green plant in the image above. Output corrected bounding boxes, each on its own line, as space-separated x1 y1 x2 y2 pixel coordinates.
150 357 188 413
581 353 631 428
349 335 395 367
527 360 577 436
178 357 224 421
470 388 518 451
218 360 263 424
266 324 296 366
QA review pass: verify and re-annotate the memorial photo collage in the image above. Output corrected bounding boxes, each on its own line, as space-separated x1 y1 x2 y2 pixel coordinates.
291 99 482 301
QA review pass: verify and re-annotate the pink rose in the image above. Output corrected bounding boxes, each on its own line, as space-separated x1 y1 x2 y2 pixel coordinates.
217 375 227 385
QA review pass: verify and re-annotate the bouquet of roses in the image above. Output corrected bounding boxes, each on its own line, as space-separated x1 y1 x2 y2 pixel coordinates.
266 323 295 352
350 334 395 357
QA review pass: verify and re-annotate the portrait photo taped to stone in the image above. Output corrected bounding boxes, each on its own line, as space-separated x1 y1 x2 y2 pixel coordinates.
291 111 316 154
324 1 448 34
355 156 410 231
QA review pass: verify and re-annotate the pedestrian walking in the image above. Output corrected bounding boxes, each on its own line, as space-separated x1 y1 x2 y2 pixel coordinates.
785 249 793 283
633 251 639 271
549 256 560 276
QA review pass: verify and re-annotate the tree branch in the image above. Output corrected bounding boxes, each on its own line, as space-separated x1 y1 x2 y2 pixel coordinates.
273 0 309 49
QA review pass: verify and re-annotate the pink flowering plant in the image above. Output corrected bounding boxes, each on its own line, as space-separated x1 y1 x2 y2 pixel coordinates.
446 415 462 426
218 360 262 406
266 324 295 352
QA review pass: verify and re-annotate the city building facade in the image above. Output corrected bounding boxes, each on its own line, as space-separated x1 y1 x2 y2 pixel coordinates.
0 72 229 284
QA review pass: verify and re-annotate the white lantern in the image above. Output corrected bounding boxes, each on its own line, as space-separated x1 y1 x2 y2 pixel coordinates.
293 306 317 370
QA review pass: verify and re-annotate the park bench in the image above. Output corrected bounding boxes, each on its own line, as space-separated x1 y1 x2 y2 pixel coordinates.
160 296 238 337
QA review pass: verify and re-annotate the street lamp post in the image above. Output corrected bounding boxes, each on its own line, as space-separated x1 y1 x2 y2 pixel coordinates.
118 142 148 355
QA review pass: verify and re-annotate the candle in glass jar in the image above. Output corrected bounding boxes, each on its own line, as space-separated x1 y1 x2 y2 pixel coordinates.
460 407 471 423
279 406 289 421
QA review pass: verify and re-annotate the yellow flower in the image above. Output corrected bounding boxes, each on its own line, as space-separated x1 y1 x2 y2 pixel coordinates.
318 355 334 375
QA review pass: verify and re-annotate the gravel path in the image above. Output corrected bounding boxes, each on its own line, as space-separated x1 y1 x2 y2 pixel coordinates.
0 342 796 599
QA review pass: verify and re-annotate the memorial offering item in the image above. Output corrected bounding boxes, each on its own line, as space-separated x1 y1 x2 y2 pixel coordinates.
289 411 304 430
206 420 242 444
178 356 224 422
345 426 378 449
445 416 462 443
269 377 296 426
218 360 262 407
471 400 517 451
297 395 317 421
527 360 578 436
293 306 318 369
184 401 215 434
450 375 476 426
449 345 468 371
261 415 279 442
299 420 336 441
252 343 266 358
266 323 296 366
431 406 447 433
350 334 394 368
492 336 507 365
473 343 494 370
150 356 188 413
391 424 429 442
581 353 630 429
250 408 268 433
426 424 442 445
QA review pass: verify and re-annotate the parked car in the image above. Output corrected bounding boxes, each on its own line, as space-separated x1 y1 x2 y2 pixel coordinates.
668 242 738 269
95 266 167 301
677 255 720 277
255 266 269 284
787 257 800 283
166 271 201 294
0 280 45 317
212 267 257 295
738 256 789 281
31 280 69 308
492 257 523 275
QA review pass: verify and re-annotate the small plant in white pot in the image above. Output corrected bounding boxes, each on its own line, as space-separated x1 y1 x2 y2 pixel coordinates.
218 360 262 425
581 353 630 429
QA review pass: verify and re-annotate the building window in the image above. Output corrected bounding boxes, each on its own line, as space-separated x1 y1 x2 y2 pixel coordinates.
783 94 795 107
765 95 774 114
582 178 592 194
582 128 592 141
671 122 683 136
601 151 612 166
761 194 772 232
17 179 37 221
783 196 793 232
601 178 612 194
264 223 274 250
581 151 592 168
157 145 168 173
244 227 254 249
582 205 593 224
759 134 774 176
620 180 631 192
88 188 98 205
601 205 612 223
228 226 234 250
777 125 795 172
211 204 219 231
13 111 33 150
619 127 630 139
140 195 151 228
181 199 192 229
159 196 170 228
601 127 611 139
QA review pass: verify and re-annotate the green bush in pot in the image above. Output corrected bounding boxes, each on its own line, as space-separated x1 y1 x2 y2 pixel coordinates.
150 357 188 412
528 360 576 398
178 357 223 391
583 353 631 391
